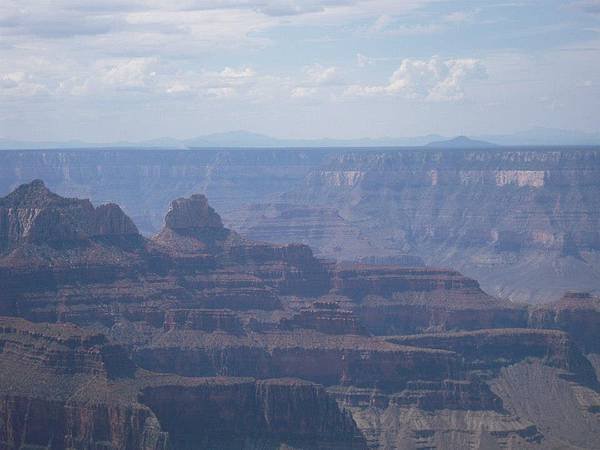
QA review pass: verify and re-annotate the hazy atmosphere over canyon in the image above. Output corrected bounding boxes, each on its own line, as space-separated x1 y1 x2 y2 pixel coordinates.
1 1 600 450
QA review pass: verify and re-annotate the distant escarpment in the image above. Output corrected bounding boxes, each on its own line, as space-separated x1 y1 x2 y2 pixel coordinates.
3 148 599 304
0 180 599 449
231 147 600 304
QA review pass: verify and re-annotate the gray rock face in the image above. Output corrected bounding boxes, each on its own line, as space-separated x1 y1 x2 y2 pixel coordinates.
0 180 138 251
165 194 223 231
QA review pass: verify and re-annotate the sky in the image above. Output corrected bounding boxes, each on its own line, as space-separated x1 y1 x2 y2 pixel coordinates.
1 0 600 142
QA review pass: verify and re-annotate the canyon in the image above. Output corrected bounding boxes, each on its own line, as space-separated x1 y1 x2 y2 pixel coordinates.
0 179 598 449
1 146 599 304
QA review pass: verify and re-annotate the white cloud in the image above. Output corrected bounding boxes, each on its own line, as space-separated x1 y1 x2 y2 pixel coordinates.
219 67 256 78
364 7 479 37
101 57 158 88
304 64 339 85
288 64 340 99
2 0 598 142
161 66 271 99
0 0 436 106
0 71 48 97
345 56 487 101
291 86 318 98
25 57 264 100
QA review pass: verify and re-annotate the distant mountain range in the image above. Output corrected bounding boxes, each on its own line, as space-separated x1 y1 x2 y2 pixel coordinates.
425 136 498 149
1 127 599 150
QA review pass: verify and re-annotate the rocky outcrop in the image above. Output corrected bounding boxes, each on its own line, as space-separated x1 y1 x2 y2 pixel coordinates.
0 149 335 235
165 194 223 231
391 379 503 411
0 184 332 322
0 180 138 251
152 192 332 298
332 265 482 299
93 203 140 237
2 148 600 304
153 193 233 254
0 318 168 450
357 254 425 267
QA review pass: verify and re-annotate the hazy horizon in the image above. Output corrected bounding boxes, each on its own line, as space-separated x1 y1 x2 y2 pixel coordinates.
3 127 600 149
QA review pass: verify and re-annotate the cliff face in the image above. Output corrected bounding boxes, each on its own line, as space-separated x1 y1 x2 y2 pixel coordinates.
0 395 168 450
140 378 365 449
300 149 600 251
0 318 365 450
0 318 167 450
0 181 599 449
132 330 459 391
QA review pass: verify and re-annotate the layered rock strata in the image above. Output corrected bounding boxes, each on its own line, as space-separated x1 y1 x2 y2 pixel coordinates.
0 181 598 449
0 318 366 450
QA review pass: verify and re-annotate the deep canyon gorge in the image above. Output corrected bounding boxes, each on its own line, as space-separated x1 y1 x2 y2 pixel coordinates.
0 167 598 448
